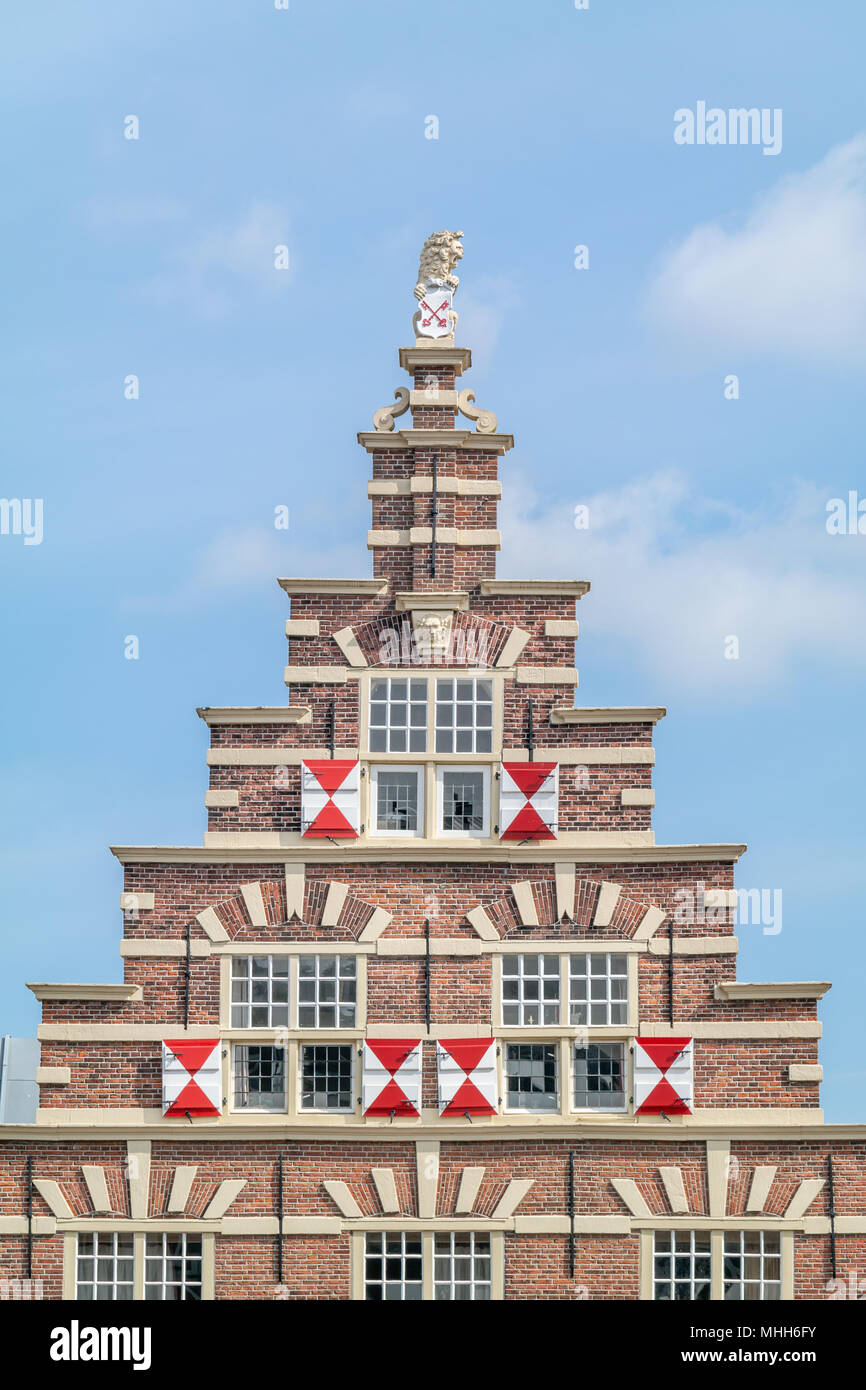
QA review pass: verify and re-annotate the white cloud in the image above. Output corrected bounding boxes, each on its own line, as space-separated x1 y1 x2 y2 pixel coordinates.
81 194 189 236
645 135 866 364
138 202 292 317
129 523 366 613
456 275 522 364
499 466 866 697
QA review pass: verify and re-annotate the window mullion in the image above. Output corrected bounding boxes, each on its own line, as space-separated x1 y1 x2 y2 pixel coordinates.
710 1229 724 1301
287 1039 299 1116
133 1231 145 1302
422 1230 434 1302
559 1037 569 1117
560 954 569 1028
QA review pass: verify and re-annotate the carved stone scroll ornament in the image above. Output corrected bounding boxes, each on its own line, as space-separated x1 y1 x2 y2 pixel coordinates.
457 389 498 435
372 387 410 433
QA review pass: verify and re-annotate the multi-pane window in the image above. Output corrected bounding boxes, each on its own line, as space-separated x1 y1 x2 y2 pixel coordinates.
364 1232 423 1300
653 1231 711 1300
369 678 428 753
300 1044 354 1111
75 1233 134 1300
573 1042 627 1111
435 678 493 753
371 766 422 834
504 1043 559 1111
144 1234 202 1301
501 954 561 1026
298 955 356 1028
230 956 289 1029
723 1231 782 1300
439 768 488 835
232 1045 286 1111
500 953 629 1027
433 1232 492 1300
569 953 628 1026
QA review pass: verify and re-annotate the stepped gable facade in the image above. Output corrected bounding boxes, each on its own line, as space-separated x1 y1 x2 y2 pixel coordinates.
2 235 864 1302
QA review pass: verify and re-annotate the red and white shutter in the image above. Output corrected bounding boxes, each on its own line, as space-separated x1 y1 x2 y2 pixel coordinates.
436 1039 497 1116
162 1038 221 1118
634 1037 693 1115
301 759 360 838
362 1039 422 1117
499 762 558 840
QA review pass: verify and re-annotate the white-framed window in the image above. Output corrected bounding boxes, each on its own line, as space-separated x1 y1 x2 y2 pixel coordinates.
364 1232 423 1300
433 1232 492 1300
368 677 428 753
144 1234 202 1301
436 765 490 837
653 1230 711 1300
230 955 290 1028
370 765 424 835
75 1232 134 1300
501 953 561 1026
300 1044 354 1111
232 1044 286 1111
569 953 628 1026
504 1042 559 1111
572 1041 627 1111
434 677 494 753
723 1231 782 1300
298 954 357 1028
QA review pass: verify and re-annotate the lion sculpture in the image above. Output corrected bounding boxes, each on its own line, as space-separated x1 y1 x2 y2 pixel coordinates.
414 229 464 300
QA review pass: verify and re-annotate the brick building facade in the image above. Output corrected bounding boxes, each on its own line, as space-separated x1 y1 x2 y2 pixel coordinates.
2 267 864 1302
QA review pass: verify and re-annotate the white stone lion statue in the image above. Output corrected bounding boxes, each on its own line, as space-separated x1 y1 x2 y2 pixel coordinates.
414 229 464 299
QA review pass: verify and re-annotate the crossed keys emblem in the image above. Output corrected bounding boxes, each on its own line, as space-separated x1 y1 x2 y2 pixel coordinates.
419 296 449 329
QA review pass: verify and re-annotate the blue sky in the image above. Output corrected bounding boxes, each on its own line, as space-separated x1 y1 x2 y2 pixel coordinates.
1 1 864 1119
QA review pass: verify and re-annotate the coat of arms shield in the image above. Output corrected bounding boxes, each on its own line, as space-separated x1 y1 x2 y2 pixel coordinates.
415 280 453 338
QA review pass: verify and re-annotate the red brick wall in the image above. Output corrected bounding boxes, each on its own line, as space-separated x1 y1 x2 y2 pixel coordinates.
1 1138 860 1299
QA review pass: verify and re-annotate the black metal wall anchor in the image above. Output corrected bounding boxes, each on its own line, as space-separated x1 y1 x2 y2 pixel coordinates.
424 919 432 1034
527 698 535 762
25 1154 33 1280
277 1152 284 1285
328 699 336 760
567 1149 576 1279
183 921 192 1029
668 918 675 1026
828 1154 837 1281
431 454 438 577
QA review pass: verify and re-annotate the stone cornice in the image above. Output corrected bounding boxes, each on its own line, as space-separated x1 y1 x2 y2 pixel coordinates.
398 346 472 373
196 706 312 726
6 1119 862 1144
109 842 747 865
357 429 514 454
200 831 656 851
26 982 143 1003
394 591 470 611
714 981 832 1001
478 580 591 598
277 578 387 596
203 747 654 767
551 706 667 725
